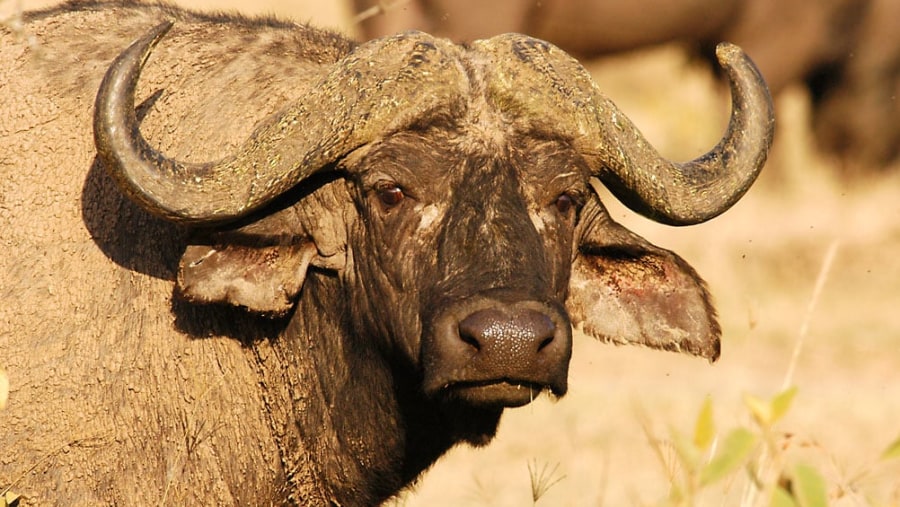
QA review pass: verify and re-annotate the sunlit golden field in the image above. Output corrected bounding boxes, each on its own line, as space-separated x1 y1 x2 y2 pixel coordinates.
6 0 899 504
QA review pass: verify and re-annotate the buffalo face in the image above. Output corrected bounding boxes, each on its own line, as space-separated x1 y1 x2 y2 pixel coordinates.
343 131 586 407
94 23 772 411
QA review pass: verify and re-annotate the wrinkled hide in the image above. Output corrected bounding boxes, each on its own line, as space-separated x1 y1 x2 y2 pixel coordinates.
0 1 770 505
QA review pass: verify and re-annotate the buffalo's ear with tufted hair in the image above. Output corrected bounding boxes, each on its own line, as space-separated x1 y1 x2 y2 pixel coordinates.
175 180 350 316
566 192 721 362
177 241 317 316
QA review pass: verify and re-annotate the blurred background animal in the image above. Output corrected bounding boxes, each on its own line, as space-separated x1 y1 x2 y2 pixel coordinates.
356 0 900 171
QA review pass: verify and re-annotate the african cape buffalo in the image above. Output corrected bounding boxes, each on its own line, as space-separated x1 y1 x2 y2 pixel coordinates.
0 1 773 504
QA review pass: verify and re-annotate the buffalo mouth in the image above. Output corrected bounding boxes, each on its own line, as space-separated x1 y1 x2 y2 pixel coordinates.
423 297 573 408
435 378 564 408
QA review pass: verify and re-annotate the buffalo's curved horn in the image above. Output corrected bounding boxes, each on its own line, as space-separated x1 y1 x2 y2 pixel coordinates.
479 36 774 226
94 23 467 224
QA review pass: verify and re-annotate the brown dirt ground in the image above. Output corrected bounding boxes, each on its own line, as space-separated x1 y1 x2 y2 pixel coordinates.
9 0 899 504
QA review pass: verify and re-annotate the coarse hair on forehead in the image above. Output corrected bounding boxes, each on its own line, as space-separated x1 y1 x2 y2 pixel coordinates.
366 51 581 161
350 118 584 187
455 89 582 158
416 105 579 148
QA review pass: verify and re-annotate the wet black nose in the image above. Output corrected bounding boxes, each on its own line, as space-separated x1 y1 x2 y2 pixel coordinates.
458 308 557 357
423 301 572 406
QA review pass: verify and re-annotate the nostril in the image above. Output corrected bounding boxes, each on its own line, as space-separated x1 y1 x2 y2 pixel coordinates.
458 314 488 351
537 334 555 352
529 312 557 353
459 329 482 351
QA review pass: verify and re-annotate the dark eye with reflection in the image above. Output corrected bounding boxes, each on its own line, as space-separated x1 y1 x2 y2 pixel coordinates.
555 193 578 215
376 183 405 207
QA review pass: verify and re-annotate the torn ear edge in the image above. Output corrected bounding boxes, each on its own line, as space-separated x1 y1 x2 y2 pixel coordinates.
177 241 312 316
566 215 721 362
176 240 342 316
173 176 350 316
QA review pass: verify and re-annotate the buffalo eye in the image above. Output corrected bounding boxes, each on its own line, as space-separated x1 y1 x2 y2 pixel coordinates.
555 192 577 215
376 183 405 207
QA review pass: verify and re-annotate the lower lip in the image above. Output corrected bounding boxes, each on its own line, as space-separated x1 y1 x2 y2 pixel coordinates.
445 380 550 408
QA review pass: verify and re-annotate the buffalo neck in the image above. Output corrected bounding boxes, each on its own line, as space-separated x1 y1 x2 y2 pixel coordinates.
259 270 502 505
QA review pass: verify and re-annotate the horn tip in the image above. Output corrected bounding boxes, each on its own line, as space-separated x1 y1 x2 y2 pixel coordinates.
147 20 175 50
714 42 742 65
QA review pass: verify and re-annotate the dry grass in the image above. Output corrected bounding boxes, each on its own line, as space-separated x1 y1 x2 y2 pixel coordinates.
11 0 900 505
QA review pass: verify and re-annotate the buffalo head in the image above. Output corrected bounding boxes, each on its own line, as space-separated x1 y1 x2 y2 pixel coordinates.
94 23 773 409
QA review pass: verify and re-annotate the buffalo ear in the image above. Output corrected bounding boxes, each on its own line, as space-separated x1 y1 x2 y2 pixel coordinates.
567 197 721 361
177 241 317 316
176 179 349 315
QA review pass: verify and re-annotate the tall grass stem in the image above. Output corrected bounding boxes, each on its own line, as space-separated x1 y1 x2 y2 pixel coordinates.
781 240 840 391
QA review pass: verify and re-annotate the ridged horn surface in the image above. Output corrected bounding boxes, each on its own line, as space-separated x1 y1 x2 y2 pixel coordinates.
94 23 468 224
476 36 775 225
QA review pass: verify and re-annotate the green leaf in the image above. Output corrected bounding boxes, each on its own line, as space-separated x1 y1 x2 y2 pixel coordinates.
744 388 798 428
792 463 828 507
744 393 772 426
693 397 716 451
770 387 798 424
771 486 798 507
699 428 757 486
880 433 900 461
